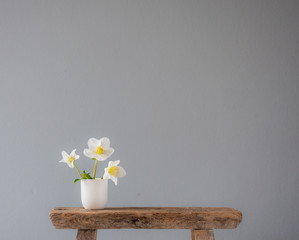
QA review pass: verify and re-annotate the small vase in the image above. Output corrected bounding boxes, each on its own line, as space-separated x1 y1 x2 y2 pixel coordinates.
81 178 108 209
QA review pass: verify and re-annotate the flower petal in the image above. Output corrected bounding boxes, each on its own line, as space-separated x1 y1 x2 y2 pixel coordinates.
70 149 77 156
67 161 74 168
110 176 118 185
117 166 126 178
103 168 110 179
98 155 107 161
113 160 120 166
108 160 117 166
88 138 100 151
59 158 67 163
101 148 114 160
75 155 80 160
61 151 69 159
108 161 113 168
96 155 106 161
84 149 97 159
99 137 111 148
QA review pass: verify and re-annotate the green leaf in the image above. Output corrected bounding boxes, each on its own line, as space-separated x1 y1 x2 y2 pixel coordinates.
74 179 81 183
82 170 92 179
92 158 97 160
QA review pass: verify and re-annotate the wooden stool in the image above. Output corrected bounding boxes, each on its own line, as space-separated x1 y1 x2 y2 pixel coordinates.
50 207 242 240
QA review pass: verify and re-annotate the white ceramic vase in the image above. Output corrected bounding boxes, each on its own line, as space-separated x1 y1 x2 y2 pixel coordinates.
81 178 108 209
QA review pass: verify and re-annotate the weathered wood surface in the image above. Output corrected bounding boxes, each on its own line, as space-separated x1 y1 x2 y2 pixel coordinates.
191 230 215 240
50 207 242 230
76 229 97 240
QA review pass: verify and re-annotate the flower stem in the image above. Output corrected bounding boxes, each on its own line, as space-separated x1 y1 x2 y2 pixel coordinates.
73 162 82 178
92 159 98 179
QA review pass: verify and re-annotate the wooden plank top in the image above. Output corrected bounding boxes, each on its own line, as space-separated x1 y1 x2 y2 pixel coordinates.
50 207 242 230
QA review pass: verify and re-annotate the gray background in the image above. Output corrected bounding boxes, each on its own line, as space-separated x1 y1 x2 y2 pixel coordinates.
0 0 298 239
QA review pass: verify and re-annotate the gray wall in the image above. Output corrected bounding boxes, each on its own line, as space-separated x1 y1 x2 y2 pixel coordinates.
0 0 298 239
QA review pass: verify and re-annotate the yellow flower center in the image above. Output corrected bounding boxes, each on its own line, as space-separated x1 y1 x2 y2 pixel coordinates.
95 146 104 155
68 156 75 163
108 166 119 177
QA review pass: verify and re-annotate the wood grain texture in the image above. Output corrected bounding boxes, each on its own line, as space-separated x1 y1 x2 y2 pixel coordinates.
76 229 97 240
49 207 242 230
191 230 214 240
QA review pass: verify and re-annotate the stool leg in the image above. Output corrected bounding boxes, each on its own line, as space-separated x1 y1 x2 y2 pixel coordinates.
76 229 97 240
191 230 214 240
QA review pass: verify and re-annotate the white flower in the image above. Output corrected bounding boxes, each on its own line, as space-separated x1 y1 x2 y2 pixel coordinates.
59 149 80 168
103 160 126 185
83 137 114 161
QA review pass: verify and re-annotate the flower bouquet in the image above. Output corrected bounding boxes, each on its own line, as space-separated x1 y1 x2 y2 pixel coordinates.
59 137 126 209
